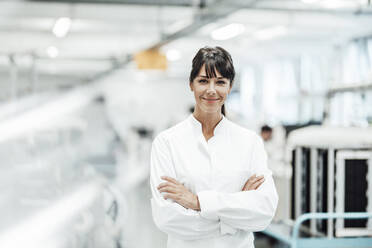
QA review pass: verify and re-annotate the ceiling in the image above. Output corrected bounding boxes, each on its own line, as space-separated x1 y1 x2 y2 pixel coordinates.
0 0 372 96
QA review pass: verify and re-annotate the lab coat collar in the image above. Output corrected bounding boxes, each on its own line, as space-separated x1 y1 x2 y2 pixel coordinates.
188 113 227 138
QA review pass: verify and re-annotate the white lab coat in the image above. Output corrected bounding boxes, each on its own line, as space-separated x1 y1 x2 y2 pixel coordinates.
150 114 278 248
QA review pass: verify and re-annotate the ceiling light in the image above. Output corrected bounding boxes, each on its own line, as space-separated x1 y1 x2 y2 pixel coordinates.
301 0 320 3
253 26 288 40
52 17 71 38
211 23 245 41
0 82 101 143
46 46 59 58
320 0 357 8
166 49 181 61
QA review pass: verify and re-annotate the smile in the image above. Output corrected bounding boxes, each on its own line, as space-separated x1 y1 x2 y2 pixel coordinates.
202 98 220 102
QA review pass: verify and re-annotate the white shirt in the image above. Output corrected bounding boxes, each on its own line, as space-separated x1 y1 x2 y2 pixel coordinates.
150 114 278 248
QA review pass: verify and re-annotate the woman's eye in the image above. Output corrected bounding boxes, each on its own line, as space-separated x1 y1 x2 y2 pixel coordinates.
198 79 207 83
217 80 226 85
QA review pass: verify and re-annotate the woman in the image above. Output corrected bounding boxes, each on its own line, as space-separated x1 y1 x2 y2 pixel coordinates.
150 46 278 248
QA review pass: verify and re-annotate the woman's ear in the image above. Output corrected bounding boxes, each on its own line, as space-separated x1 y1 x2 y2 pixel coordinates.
228 81 233 93
189 81 194 91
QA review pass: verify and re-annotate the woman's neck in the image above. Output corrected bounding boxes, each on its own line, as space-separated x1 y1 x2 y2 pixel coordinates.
193 107 223 139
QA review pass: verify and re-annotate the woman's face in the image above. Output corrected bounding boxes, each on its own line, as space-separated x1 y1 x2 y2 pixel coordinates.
190 64 232 114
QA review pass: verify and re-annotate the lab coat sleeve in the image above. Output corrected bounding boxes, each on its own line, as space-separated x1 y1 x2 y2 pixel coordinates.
197 136 278 232
150 135 225 240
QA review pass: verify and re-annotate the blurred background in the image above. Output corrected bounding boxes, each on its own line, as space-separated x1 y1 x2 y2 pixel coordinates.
0 0 372 247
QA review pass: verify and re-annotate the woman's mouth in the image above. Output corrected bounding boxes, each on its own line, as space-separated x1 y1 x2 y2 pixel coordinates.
202 97 219 103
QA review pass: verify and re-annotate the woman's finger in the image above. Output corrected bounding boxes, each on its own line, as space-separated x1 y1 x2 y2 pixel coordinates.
246 175 263 185
157 182 170 189
254 175 264 180
159 186 178 194
244 175 257 187
161 176 180 185
243 175 265 191
252 177 265 190
247 175 263 185
243 179 253 190
158 182 178 190
243 175 260 188
163 193 178 201
243 180 252 190
247 174 256 181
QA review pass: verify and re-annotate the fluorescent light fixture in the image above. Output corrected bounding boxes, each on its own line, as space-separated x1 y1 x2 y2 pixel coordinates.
253 26 288 40
46 46 59 58
0 82 102 143
211 23 245 41
301 0 320 3
320 0 357 8
52 17 71 38
166 49 181 61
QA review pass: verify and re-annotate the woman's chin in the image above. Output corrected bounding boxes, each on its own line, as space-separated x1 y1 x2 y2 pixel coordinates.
200 106 221 114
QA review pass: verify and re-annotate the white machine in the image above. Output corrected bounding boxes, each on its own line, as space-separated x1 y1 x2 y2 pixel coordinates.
287 125 372 238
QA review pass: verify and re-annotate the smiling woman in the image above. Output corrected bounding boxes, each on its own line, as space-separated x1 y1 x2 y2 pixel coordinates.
189 46 235 116
150 46 278 248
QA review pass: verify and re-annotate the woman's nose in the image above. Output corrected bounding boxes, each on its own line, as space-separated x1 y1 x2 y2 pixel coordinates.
206 83 216 94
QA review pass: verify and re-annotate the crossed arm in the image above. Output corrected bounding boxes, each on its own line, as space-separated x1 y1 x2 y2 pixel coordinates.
157 174 265 211
150 135 278 240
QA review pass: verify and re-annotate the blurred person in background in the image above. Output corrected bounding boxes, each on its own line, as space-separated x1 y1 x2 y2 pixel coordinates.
260 125 273 142
260 124 286 173
150 46 278 248
260 124 290 221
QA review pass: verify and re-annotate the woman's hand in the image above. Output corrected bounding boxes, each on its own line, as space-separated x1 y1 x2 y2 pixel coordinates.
158 176 200 211
242 174 265 191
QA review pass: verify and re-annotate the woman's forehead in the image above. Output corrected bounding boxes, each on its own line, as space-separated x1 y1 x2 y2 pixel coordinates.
198 64 223 78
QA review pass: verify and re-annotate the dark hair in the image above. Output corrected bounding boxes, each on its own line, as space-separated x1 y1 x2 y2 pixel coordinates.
261 125 273 133
189 46 235 116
